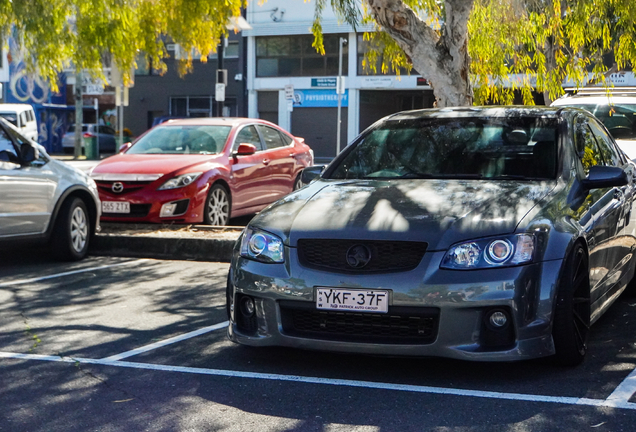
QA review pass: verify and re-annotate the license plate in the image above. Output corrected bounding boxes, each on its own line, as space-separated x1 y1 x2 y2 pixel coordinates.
102 201 130 213
316 287 389 313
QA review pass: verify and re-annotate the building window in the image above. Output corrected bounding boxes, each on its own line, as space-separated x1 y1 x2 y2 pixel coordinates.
256 34 348 77
175 41 240 61
170 96 213 117
357 34 410 76
209 40 240 59
135 54 162 76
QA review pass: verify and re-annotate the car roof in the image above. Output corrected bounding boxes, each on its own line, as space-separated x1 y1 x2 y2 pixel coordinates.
157 117 275 128
384 106 565 121
0 103 34 113
552 95 636 106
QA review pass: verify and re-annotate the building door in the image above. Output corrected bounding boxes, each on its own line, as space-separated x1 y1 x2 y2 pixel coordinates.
291 107 347 163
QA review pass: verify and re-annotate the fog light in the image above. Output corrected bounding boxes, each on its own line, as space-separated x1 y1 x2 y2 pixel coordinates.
160 202 177 217
240 296 255 317
489 311 508 328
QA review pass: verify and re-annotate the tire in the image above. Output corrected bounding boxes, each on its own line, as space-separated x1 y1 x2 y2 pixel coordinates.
552 244 591 366
204 184 231 226
51 197 90 261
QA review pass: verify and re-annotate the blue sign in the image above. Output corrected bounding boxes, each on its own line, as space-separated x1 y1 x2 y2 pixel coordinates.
292 89 348 108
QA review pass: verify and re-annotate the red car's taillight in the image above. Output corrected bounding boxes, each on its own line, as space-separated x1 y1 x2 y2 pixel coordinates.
83 132 95 138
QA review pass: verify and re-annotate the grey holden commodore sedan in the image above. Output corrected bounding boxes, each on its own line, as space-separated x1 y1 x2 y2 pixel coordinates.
227 106 636 365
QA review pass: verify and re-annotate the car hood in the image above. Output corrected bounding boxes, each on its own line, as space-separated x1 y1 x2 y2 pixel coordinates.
251 179 557 250
90 153 222 177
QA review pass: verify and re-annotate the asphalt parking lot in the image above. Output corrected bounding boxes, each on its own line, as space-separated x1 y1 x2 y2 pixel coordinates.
3 250 636 431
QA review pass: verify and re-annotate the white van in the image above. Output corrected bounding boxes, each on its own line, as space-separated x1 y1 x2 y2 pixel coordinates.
0 104 38 142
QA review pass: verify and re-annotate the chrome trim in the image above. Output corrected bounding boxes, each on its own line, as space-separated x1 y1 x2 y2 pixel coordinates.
91 173 163 181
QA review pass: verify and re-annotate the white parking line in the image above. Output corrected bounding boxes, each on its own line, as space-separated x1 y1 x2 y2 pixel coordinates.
1 350 636 410
0 259 148 288
101 321 229 361
606 366 636 406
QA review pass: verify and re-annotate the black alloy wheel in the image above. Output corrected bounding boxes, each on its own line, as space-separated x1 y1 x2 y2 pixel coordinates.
552 244 591 366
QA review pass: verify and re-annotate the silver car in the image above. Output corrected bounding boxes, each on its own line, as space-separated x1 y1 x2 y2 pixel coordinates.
0 117 101 260
227 106 636 365
61 124 118 154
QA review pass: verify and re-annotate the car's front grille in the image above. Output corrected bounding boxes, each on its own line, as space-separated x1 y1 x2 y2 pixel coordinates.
96 181 154 195
102 204 151 218
279 301 439 344
297 239 427 273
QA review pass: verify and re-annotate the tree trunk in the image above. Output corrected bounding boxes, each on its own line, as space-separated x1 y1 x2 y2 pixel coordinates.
541 37 556 106
365 0 475 107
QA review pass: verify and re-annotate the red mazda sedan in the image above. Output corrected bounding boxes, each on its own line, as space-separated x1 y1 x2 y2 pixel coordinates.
90 118 314 225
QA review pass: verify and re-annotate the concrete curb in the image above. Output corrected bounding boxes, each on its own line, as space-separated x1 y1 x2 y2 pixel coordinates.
89 223 242 262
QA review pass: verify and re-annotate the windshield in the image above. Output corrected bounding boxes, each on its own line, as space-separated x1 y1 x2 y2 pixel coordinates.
127 125 231 155
0 114 17 126
328 116 558 180
565 103 636 140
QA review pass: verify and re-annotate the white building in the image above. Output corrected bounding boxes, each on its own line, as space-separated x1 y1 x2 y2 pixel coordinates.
244 0 434 163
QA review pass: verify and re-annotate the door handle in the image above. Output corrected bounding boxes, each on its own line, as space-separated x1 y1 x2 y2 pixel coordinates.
262 159 270 165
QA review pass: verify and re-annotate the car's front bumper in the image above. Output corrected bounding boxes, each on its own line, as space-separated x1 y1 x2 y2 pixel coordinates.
97 181 208 224
228 250 564 362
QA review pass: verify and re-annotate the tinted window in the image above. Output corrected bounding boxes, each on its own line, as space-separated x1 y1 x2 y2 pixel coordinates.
328 116 558 180
234 125 263 151
575 116 605 174
128 125 232 155
589 119 623 166
258 125 285 150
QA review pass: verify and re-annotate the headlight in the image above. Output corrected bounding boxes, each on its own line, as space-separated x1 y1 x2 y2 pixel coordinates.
157 172 202 190
240 227 285 263
441 234 535 270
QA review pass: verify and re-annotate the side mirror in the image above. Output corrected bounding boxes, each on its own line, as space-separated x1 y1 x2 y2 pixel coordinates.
300 165 325 184
581 165 628 190
119 142 132 153
234 143 257 156
19 143 37 164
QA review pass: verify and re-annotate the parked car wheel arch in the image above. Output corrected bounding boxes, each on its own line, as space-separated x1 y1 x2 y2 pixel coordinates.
47 187 98 239
204 181 232 225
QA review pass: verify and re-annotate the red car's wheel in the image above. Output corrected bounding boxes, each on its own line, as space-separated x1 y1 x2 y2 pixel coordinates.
204 184 230 226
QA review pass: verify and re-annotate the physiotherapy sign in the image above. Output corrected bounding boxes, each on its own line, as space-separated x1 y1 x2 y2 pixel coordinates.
292 89 348 108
